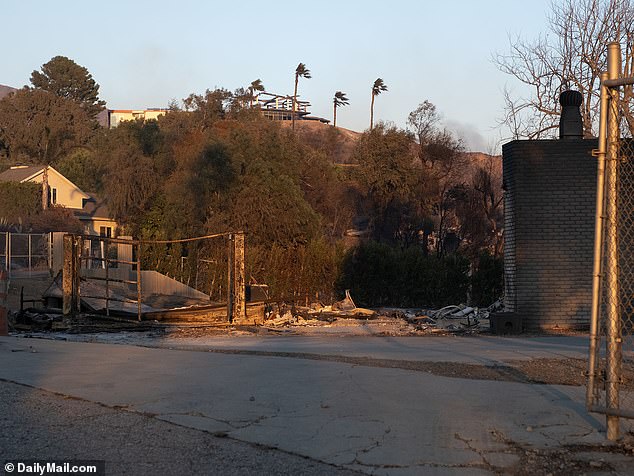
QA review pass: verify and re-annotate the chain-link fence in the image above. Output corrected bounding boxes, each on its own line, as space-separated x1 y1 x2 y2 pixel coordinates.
587 42 634 440
0 232 50 277
588 138 634 420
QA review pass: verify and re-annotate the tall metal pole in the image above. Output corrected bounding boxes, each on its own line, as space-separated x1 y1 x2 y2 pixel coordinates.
588 71 609 409
605 41 622 441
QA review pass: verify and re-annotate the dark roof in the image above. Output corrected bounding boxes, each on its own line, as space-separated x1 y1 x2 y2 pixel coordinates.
303 115 330 123
0 84 17 101
74 193 112 220
0 165 43 182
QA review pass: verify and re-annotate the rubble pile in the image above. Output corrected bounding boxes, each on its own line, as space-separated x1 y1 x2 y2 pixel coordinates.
262 294 502 336
6 282 503 337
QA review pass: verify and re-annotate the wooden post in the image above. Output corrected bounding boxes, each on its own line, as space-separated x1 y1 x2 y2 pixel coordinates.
28 234 32 277
0 269 8 335
73 236 82 313
6 232 10 279
137 243 142 321
233 232 246 322
63 235 73 316
227 234 234 322
105 251 110 317
63 235 82 315
77 236 82 312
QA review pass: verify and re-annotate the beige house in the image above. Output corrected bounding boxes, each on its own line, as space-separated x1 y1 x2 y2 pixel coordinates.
107 109 167 128
0 165 118 237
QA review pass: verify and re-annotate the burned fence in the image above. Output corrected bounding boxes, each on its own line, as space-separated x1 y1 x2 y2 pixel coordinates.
61 232 253 323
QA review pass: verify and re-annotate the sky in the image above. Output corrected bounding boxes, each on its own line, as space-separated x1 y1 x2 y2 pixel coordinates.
3 0 553 153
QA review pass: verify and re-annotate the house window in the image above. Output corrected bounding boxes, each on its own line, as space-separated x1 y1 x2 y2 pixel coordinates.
100 226 112 238
51 188 57 205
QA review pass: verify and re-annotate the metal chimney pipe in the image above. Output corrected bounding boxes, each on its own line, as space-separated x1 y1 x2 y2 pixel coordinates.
559 90 583 139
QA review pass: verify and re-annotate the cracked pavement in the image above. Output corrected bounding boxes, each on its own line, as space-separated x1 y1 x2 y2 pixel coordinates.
1 335 633 475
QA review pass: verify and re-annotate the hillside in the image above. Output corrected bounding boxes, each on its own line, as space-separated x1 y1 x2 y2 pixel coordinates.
0 84 17 100
284 121 502 179
280 120 361 164
461 152 502 182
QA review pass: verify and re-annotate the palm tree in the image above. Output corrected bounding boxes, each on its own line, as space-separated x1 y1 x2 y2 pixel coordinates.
370 78 388 130
292 63 311 130
333 91 349 128
247 79 265 105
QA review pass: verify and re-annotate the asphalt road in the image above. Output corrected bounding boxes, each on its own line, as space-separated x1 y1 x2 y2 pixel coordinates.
0 379 360 476
1 335 633 475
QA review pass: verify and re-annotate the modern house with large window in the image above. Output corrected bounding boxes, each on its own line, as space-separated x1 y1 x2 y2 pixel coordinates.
251 92 329 123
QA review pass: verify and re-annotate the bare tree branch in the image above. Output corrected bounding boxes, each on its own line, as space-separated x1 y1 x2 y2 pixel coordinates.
493 0 634 140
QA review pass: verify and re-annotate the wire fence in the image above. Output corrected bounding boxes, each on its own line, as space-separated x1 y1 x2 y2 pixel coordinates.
587 47 634 440
589 136 634 419
0 232 50 277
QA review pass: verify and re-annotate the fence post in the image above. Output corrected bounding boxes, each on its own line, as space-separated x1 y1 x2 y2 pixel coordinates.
227 234 234 322
0 269 8 335
137 242 142 321
63 235 74 316
63 235 81 316
605 41 623 441
233 232 246 322
588 71 609 410
28 234 32 277
7 232 11 279
48 232 53 274
74 236 82 313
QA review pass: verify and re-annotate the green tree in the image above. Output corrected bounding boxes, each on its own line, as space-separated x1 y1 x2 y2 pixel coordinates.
0 88 95 209
332 91 349 128
422 130 466 256
408 100 440 149
182 88 232 129
31 56 106 119
370 78 388 130
292 63 311 131
95 121 161 228
452 162 504 258
0 88 94 164
338 241 470 307
354 124 420 242
0 182 41 228
56 149 102 192
231 79 266 115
